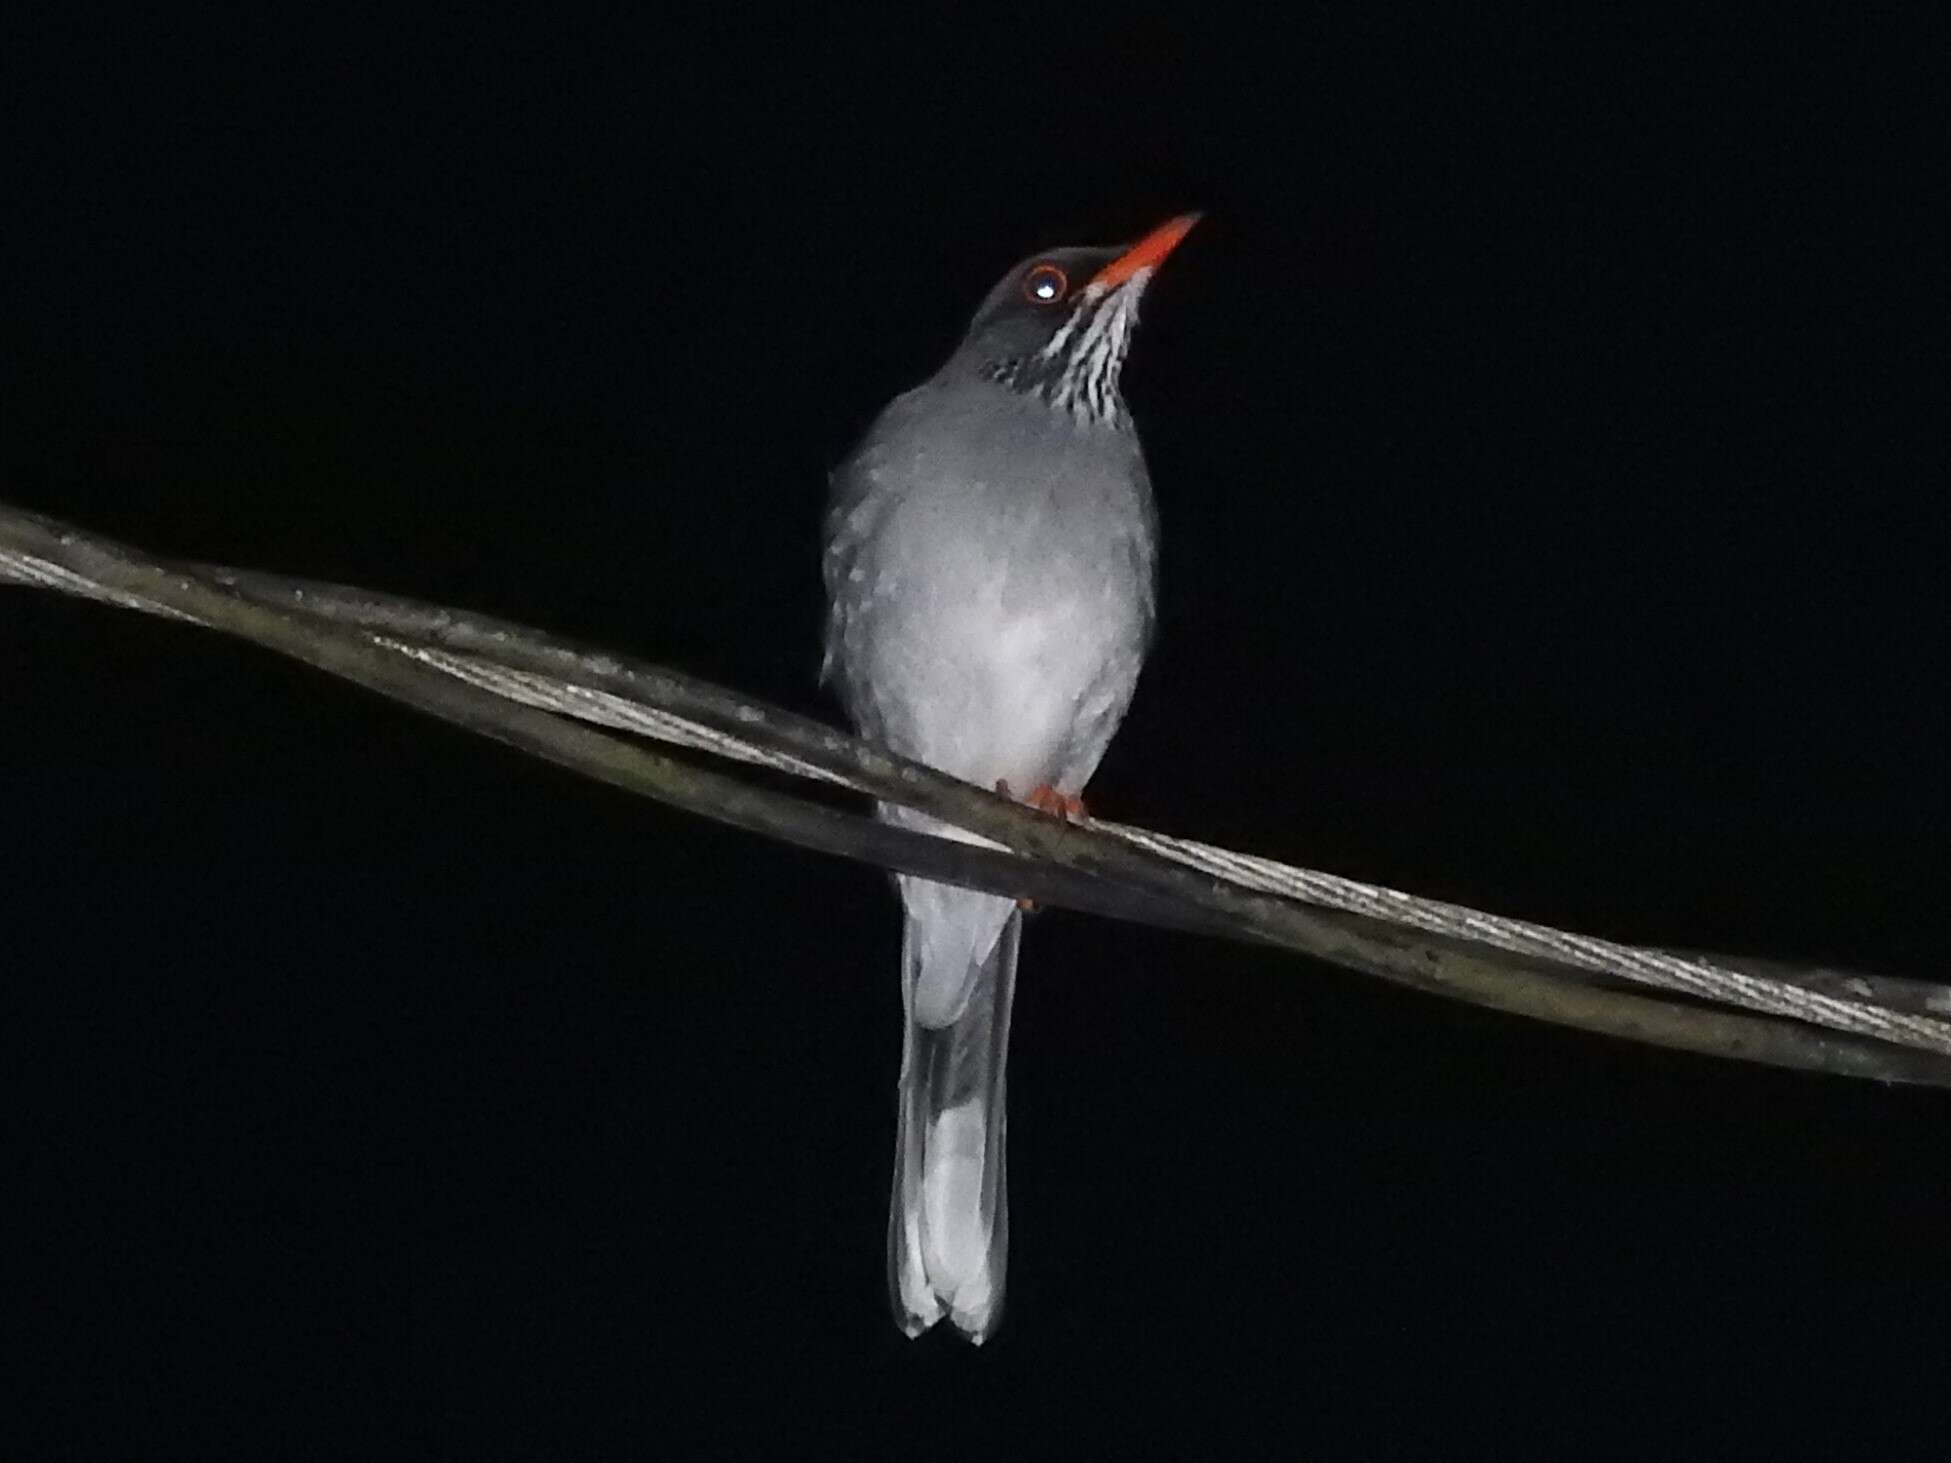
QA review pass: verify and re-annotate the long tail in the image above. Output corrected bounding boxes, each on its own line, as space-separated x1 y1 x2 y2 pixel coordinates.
888 883 1021 1343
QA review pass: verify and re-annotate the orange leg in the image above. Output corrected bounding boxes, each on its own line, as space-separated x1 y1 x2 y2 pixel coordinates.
993 779 1089 822
994 780 1087 909
1025 782 1089 822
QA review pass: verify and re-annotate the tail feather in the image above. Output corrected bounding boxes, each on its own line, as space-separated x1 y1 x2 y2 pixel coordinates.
888 892 1020 1343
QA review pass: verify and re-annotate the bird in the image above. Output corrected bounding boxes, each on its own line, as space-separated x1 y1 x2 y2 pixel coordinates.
822 214 1198 1342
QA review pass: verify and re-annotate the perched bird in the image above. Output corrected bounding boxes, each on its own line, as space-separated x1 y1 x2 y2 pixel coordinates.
823 214 1198 1341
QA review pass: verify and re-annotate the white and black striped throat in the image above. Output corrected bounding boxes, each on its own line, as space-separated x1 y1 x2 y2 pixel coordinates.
979 279 1147 428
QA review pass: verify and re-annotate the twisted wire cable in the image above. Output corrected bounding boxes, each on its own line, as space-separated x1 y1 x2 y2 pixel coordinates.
7 502 1946 1078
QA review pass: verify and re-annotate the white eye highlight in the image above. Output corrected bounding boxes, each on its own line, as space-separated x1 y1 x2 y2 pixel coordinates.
1021 263 1068 304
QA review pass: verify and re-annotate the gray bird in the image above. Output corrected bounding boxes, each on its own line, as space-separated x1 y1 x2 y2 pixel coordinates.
823 214 1198 1342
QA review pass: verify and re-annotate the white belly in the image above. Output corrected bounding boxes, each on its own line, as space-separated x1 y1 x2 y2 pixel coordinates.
866 554 1141 795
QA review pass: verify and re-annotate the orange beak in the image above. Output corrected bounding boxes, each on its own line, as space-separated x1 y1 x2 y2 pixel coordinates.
1090 212 1202 290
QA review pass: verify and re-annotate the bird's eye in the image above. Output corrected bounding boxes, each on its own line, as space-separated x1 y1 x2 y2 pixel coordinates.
1022 263 1068 304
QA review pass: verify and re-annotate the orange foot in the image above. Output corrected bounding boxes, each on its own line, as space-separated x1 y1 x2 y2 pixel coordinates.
1026 782 1089 821
993 779 1089 822
994 780 1088 909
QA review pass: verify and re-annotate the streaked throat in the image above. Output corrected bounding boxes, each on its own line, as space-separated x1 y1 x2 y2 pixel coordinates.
981 274 1151 428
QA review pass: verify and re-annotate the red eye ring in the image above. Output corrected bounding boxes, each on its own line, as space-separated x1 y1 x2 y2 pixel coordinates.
1022 263 1068 304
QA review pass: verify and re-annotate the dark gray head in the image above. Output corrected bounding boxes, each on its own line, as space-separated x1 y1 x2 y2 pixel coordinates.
942 214 1200 428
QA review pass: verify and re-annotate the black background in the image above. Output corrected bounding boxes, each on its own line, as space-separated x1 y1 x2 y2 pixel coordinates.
6 9 1944 1457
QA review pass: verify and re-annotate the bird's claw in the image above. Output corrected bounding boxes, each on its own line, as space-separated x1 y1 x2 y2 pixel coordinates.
1026 783 1089 821
993 779 1088 822
994 780 1088 909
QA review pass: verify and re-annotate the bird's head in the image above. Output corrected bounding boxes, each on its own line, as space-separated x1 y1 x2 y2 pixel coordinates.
948 213 1200 428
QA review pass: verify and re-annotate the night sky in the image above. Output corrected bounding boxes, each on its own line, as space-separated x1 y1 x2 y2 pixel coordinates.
7 11 1943 1456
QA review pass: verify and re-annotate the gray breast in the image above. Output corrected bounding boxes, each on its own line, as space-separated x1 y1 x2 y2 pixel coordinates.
824 377 1157 793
